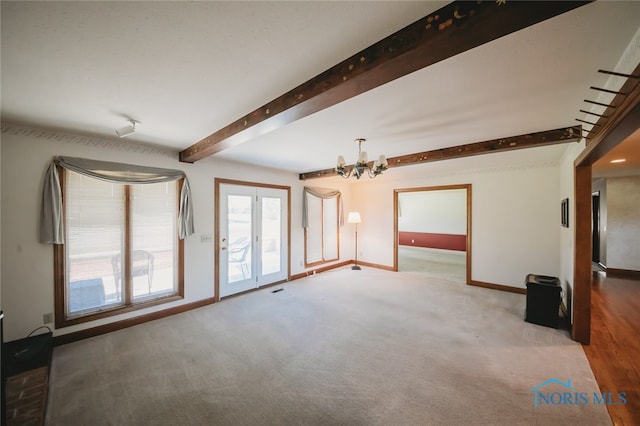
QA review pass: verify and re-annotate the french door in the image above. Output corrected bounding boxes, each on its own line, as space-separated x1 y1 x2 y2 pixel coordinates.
217 181 289 298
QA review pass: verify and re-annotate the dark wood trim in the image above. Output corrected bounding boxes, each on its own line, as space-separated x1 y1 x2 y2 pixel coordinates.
393 184 472 285
287 185 292 281
394 184 471 194
177 180 186 298
466 185 473 285
393 190 398 271
52 297 216 346
214 178 292 302
304 196 340 268
181 2 588 163
572 63 640 345
59 295 184 328
53 243 65 330
53 166 66 329
469 280 527 295
355 260 395 272
214 177 291 192
124 185 132 305
606 268 640 279
300 126 581 180
53 171 186 329
214 179 221 303
290 260 353 281
573 165 593 344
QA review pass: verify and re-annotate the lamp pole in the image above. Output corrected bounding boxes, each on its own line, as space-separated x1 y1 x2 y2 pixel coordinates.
347 211 362 270
352 222 361 270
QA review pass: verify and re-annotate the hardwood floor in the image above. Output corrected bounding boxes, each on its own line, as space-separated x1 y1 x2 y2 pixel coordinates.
583 271 640 426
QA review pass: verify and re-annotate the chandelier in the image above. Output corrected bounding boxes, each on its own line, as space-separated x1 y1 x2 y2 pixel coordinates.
335 138 388 179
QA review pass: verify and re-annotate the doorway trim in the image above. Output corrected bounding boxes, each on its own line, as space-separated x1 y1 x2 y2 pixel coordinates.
572 65 640 344
214 178 291 302
393 184 472 285
591 191 601 264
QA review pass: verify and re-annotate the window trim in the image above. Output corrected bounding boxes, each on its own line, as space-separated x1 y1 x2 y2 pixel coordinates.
304 194 340 268
54 167 184 328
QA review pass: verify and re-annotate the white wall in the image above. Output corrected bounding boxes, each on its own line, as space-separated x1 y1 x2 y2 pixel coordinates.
398 189 466 234
352 155 561 289
606 176 640 270
558 141 585 320
0 125 352 340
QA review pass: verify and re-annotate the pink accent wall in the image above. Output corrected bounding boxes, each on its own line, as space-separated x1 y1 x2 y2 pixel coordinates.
399 231 466 252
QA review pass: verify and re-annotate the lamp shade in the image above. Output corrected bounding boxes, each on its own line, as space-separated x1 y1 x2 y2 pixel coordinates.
347 211 361 224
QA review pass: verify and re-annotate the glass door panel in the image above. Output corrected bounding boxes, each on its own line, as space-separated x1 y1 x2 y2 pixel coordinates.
227 194 253 283
218 183 288 298
219 184 256 298
261 197 281 276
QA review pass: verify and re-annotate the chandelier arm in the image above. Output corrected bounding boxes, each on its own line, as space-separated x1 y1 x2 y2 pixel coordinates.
336 138 386 179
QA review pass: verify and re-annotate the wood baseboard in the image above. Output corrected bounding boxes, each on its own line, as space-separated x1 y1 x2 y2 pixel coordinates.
52 297 216 346
468 280 527 295
289 260 353 280
354 260 395 271
606 268 640 280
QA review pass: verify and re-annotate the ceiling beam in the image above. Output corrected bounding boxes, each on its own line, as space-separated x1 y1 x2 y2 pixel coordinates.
299 126 582 180
180 1 589 163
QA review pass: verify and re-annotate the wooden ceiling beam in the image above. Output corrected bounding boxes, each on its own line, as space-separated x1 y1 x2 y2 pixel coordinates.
180 1 589 163
299 126 582 180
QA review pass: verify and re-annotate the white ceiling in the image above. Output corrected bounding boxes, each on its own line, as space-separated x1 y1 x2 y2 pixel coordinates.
2 1 639 178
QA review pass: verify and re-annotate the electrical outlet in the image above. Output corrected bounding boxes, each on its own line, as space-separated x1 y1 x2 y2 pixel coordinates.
43 312 53 324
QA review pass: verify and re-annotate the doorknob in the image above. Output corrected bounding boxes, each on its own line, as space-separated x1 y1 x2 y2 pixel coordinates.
221 247 227 250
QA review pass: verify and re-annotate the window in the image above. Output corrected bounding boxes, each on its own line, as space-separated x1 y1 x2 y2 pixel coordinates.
304 192 339 266
55 169 184 326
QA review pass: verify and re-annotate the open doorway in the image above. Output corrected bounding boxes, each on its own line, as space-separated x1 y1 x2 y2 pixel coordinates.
393 184 471 284
592 191 601 264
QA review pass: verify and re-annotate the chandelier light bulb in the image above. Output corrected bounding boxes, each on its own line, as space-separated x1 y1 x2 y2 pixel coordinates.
335 138 387 179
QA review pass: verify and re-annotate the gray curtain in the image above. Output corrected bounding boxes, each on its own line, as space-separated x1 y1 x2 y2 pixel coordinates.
302 186 343 228
40 156 195 243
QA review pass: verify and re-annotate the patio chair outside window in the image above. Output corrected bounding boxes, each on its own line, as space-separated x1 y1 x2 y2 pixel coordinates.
229 239 250 279
112 250 154 295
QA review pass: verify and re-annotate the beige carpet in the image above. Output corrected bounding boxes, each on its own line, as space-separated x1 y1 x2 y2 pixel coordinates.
398 246 466 282
46 267 611 425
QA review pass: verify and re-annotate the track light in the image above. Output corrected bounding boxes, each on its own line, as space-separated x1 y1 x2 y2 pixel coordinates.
115 119 139 138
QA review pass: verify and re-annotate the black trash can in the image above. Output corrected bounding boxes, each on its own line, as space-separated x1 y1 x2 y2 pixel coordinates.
525 274 561 328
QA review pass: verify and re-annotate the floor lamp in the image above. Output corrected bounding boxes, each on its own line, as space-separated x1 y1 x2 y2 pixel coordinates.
348 211 362 270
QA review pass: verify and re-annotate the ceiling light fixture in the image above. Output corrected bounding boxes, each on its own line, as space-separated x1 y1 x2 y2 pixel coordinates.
610 158 626 164
115 119 140 138
335 138 387 179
